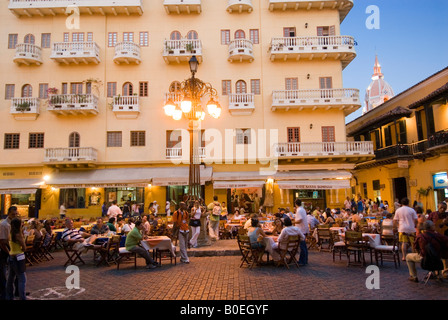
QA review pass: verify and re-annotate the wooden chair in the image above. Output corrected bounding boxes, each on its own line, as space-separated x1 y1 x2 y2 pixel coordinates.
306 226 318 250
96 235 121 267
116 247 137 270
344 231 367 267
42 233 57 260
237 235 261 268
374 234 400 268
276 235 300 269
237 227 247 236
24 235 37 266
218 220 232 240
331 230 346 262
316 228 332 252
63 243 85 267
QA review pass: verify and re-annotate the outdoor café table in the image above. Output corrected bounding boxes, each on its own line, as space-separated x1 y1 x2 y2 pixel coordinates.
141 236 176 257
340 232 381 249
330 227 346 234
263 236 281 262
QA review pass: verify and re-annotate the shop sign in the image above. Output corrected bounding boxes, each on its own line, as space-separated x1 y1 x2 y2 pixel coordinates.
433 172 448 190
54 183 148 188
397 160 409 168
0 189 37 195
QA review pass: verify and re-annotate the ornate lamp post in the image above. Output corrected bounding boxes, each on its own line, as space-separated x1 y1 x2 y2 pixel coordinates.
163 56 221 202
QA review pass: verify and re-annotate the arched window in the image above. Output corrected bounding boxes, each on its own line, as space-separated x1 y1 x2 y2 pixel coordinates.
235 80 247 94
235 30 245 39
170 31 181 40
69 132 80 148
169 81 181 93
21 84 32 98
187 30 198 40
24 34 35 45
123 82 133 96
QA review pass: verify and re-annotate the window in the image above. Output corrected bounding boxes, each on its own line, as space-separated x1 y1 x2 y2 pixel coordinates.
123 82 133 96
39 83 49 99
41 33 51 48
322 126 335 142
251 79 260 95
123 32 134 42
8 34 18 49
139 82 148 97
285 78 298 90
29 133 44 149
384 125 392 147
236 129 251 144
221 30 230 45
107 82 117 98
166 130 182 149
5 84 15 100
319 77 333 98
63 33 69 42
415 109 425 141
283 27 296 37
287 127 300 143
86 82 92 94
222 80 231 95
87 32 93 42
139 32 148 46
62 83 68 95
70 83 83 94
24 34 35 45
249 29 259 44
60 188 86 209
108 32 117 47
317 26 335 36
187 30 198 40
72 33 84 42
107 132 122 147
426 105 435 136
235 30 245 39
4 134 20 149
170 31 181 40
398 120 407 144
362 183 368 199
131 131 145 147
374 129 382 149
235 80 247 94
21 84 32 98
69 132 80 148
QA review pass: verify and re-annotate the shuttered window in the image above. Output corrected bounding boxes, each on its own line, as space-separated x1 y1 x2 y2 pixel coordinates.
222 80 231 95
5 84 15 100
41 33 51 48
221 30 230 45
236 129 251 145
131 131 145 147
29 133 44 149
139 82 148 97
287 128 300 143
108 32 117 47
107 132 122 147
251 79 260 95
249 29 259 44
285 78 298 90
39 83 49 99
8 34 18 49
107 82 117 98
322 126 335 142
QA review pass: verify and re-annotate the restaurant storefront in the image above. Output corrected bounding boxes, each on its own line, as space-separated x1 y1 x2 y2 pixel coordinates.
0 179 43 218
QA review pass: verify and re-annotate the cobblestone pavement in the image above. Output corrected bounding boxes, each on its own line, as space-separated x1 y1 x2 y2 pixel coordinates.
24 242 447 301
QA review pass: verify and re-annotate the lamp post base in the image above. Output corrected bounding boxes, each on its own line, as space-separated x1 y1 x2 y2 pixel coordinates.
197 216 212 247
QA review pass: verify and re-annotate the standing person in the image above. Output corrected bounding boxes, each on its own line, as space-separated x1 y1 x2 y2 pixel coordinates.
294 199 309 266
393 198 418 261
125 220 158 269
220 202 228 221
153 201 159 216
189 201 202 248
165 201 171 217
122 201 131 218
0 206 18 300
344 197 352 211
59 202 67 220
173 202 190 263
357 195 364 214
6 218 27 300
207 196 221 241
107 200 122 220
394 198 401 213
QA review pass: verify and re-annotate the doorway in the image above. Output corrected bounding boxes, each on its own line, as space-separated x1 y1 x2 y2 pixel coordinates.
393 177 407 203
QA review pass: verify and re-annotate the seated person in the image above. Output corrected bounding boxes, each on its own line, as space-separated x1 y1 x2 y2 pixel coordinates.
125 220 159 269
406 220 448 282
272 217 284 236
244 214 258 230
233 209 242 220
277 217 305 251
307 212 320 230
115 217 125 234
148 214 159 231
380 213 395 236
247 218 267 260
141 215 151 236
324 210 336 226
90 218 110 236
61 218 98 251
106 217 117 233
122 218 135 235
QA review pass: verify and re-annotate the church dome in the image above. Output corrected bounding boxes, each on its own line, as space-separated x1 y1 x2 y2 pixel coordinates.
363 56 395 114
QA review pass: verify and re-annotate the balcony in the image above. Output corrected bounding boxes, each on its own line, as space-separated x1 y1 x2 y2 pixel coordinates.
48 94 99 115
271 88 361 115
113 42 141 65
112 95 140 119
44 147 98 168
228 93 255 115
13 44 43 66
226 0 253 13
164 0 201 14
10 98 40 120
268 0 353 22
275 141 374 158
50 42 100 65
269 36 356 69
163 39 202 64
166 147 206 159
228 39 254 63
9 0 143 17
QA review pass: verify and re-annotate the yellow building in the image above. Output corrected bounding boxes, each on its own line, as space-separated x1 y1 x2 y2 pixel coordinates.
347 66 448 212
0 0 373 219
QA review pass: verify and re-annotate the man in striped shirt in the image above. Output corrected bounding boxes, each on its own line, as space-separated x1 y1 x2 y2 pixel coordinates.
62 219 98 251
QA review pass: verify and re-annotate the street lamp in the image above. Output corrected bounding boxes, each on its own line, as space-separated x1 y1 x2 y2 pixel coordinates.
163 56 221 202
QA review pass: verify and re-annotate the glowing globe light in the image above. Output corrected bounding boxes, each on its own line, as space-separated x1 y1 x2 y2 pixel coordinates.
163 100 176 116
181 99 192 113
173 109 182 120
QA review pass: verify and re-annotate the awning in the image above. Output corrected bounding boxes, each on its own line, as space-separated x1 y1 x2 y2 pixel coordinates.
0 179 43 194
277 180 351 190
274 170 352 180
212 171 271 181
46 167 212 188
213 181 266 189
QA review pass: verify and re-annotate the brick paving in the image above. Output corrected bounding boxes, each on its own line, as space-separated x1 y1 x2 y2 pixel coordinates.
24 240 447 300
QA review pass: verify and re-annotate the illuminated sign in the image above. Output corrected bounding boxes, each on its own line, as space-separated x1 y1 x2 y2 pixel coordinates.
433 172 448 190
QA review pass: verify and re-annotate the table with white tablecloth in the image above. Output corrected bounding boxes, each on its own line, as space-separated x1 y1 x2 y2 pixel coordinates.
141 236 176 256
263 236 281 262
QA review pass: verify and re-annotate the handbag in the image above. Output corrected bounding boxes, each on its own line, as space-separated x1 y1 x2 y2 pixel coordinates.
189 219 201 227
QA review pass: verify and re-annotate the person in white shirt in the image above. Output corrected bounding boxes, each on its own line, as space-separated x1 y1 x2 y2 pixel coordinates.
285 207 294 219
165 201 171 216
122 217 135 235
107 200 122 220
393 198 418 261
141 215 151 236
294 199 309 265
307 212 319 230
277 217 305 251
153 201 159 216
59 203 67 220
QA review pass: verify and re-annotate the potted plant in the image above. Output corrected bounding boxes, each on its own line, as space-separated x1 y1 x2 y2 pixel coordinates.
185 42 194 53
15 101 31 112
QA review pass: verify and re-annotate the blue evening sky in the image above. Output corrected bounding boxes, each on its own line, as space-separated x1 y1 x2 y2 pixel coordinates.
342 0 448 123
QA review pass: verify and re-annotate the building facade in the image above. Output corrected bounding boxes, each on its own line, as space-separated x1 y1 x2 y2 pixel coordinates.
0 0 373 219
347 67 448 212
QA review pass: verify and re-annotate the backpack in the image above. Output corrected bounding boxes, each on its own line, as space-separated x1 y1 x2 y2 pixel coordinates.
212 204 222 216
421 233 444 271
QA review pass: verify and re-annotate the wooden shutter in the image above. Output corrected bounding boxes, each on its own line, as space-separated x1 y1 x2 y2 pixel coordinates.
287 128 300 143
236 80 247 94
329 25 336 36
322 126 335 142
